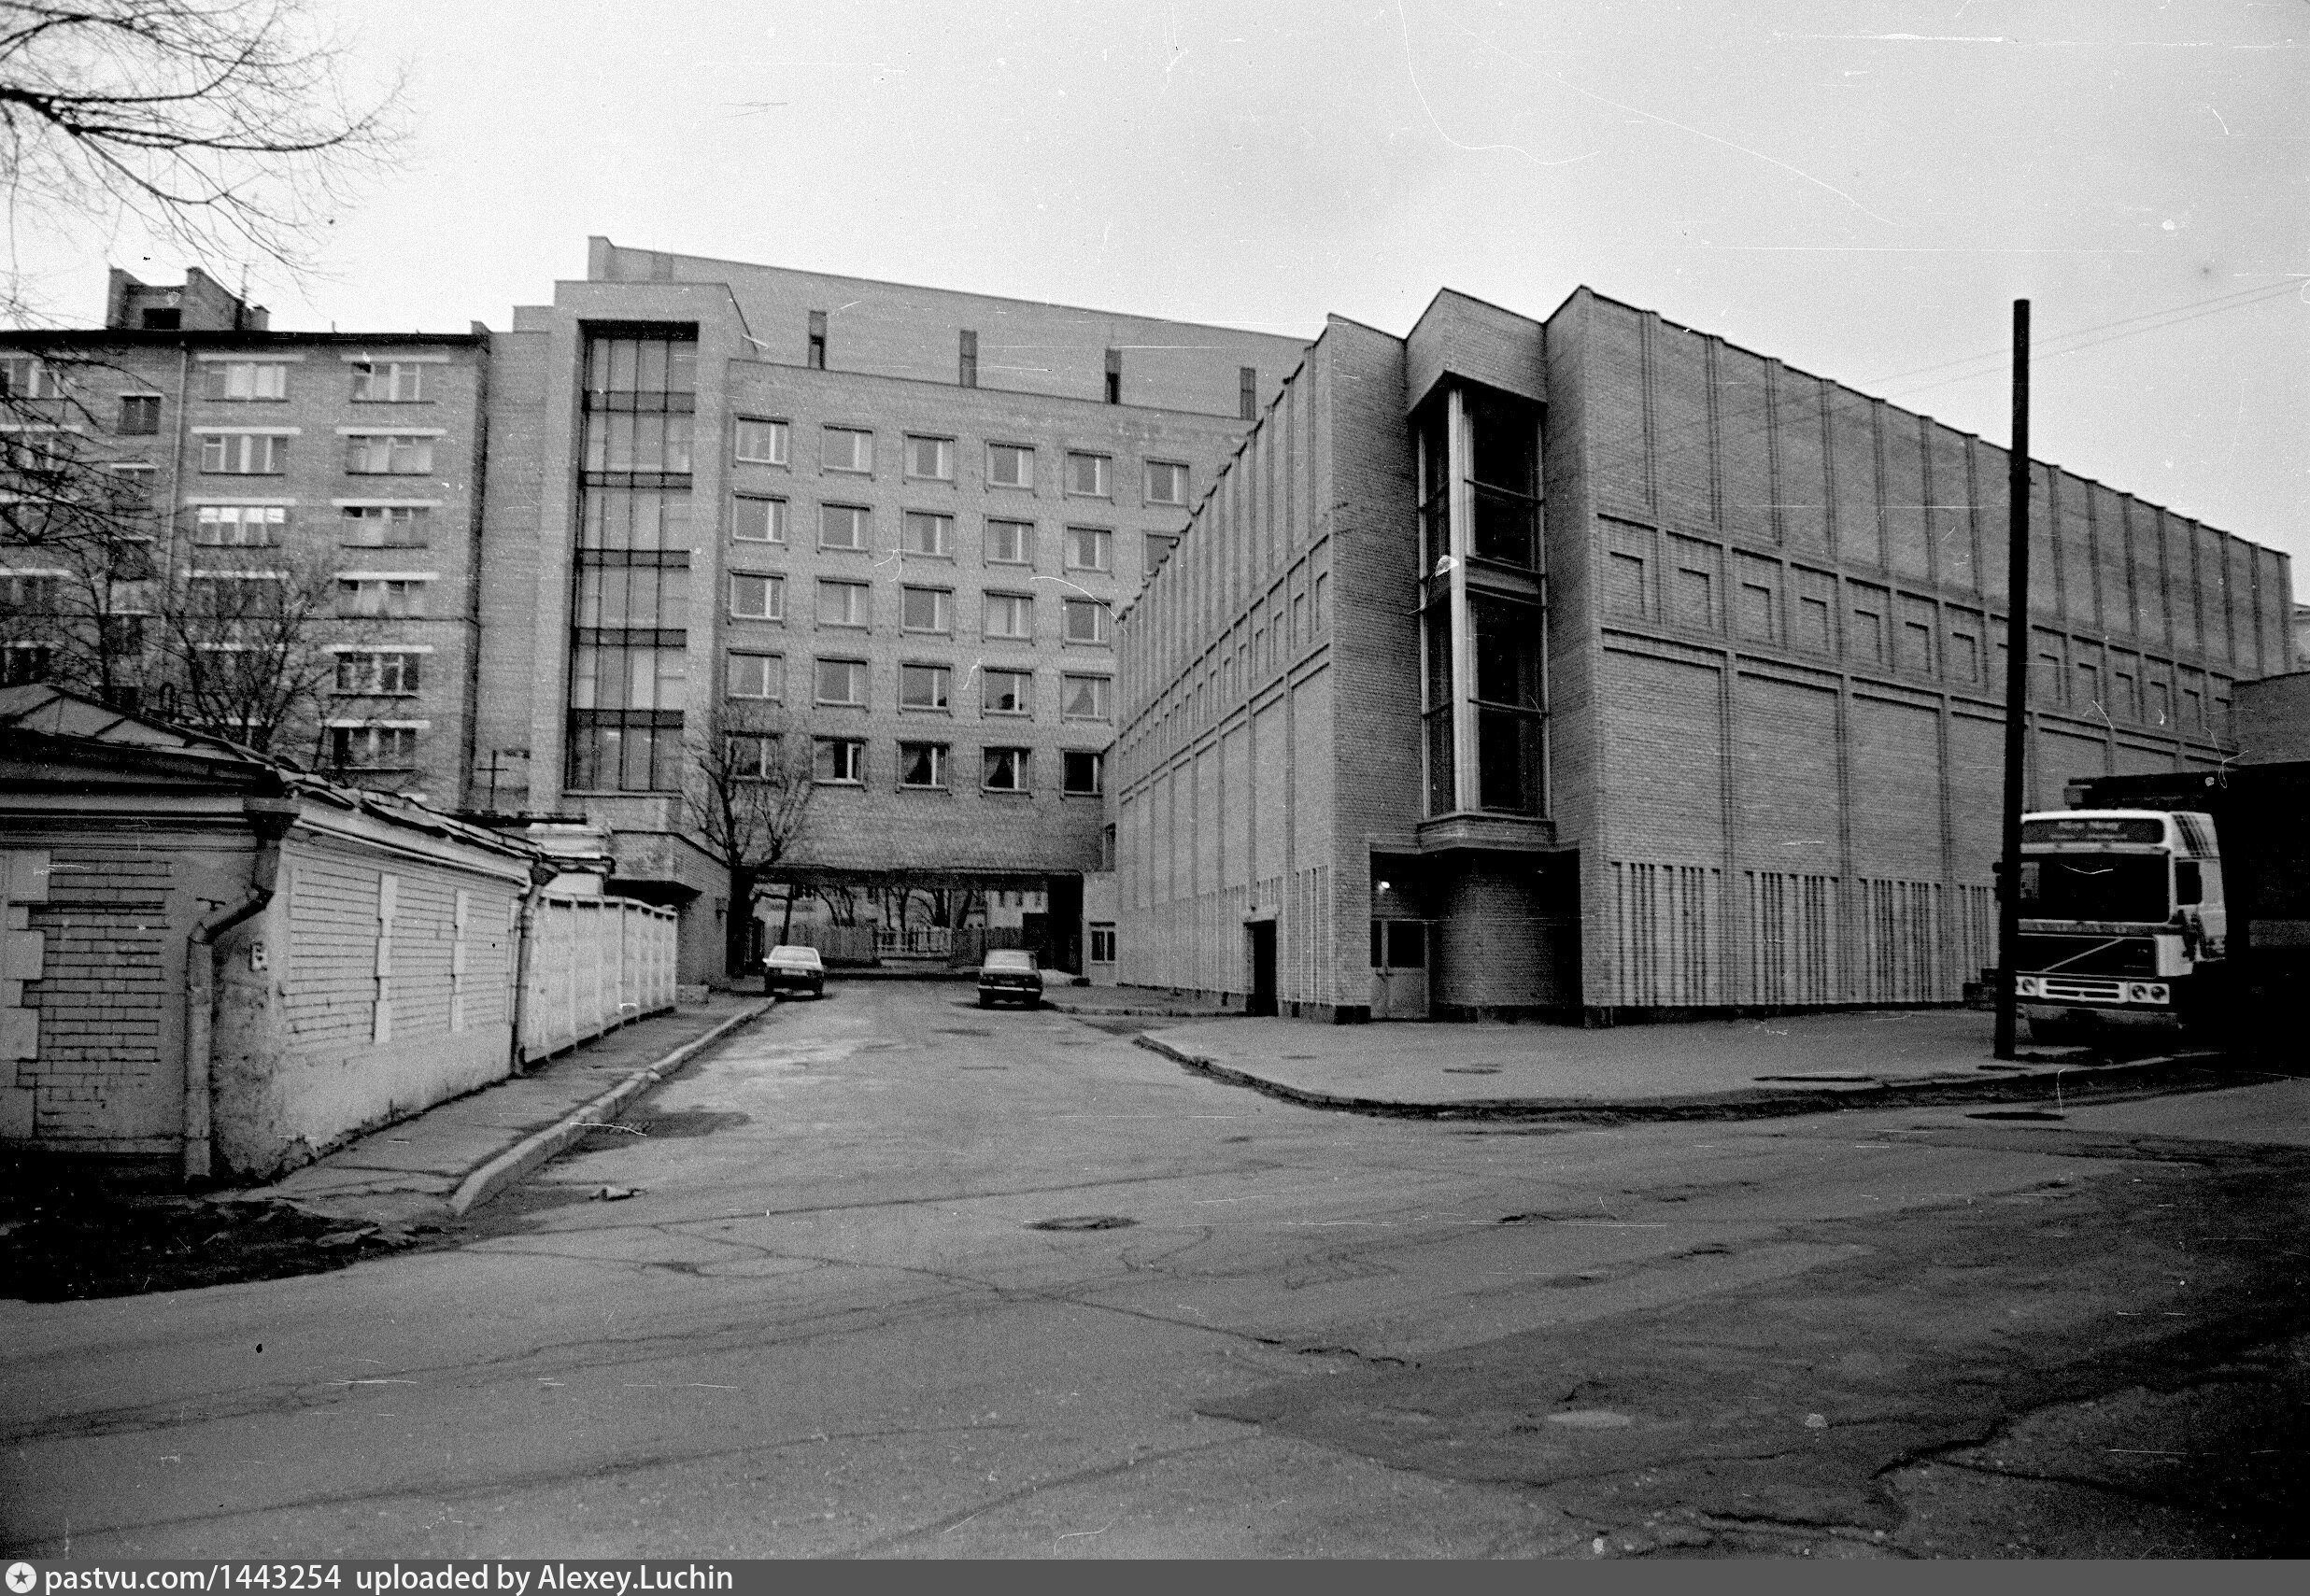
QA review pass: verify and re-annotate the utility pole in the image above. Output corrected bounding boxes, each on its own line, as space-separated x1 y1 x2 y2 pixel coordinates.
1993 301 2032 1060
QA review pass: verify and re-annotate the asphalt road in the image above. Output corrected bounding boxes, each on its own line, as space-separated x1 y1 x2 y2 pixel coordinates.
4 983 2304 1559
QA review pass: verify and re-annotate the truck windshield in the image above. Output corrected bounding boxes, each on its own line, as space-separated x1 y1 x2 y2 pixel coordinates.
2018 854 2169 923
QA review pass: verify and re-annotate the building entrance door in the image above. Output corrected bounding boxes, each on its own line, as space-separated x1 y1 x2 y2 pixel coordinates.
1369 919 1431 1020
1248 921 1278 1016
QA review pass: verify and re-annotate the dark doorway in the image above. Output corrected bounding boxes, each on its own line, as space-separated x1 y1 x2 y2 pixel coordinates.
1248 921 1278 1016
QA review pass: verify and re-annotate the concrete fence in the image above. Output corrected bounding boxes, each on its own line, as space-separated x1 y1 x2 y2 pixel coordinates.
519 893 679 1064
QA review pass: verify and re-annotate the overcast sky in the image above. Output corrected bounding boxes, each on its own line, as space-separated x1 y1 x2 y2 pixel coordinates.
32 0 2308 598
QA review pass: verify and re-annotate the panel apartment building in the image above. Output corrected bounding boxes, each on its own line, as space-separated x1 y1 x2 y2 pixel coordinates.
1111 288 2296 1023
469 241 1308 976
0 268 489 805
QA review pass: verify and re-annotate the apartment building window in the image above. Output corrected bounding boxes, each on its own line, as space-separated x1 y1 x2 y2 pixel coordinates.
906 435 955 480
903 511 953 557
728 733 785 780
1 643 51 685
199 432 289 474
0 573 61 613
1062 673 1111 721
983 747 1030 792
815 657 867 706
985 519 1033 564
987 444 1033 489
0 357 62 399
1239 366 1257 421
817 578 869 628
327 725 418 770
349 362 428 403
1063 598 1111 644
735 418 789 465
1088 925 1117 963
1104 347 1122 405
983 669 1031 715
1066 527 1111 572
729 572 784 620
985 591 1032 641
346 433 436 474
732 494 786 543
900 586 951 633
958 330 978 388
727 651 783 699
820 503 869 550
117 395 161 435
340 504 432 547
334 651 422 696
900 663 952 710
1063 750 1104 796
1066 452 1111 498
807 311 828 370
202 361 288 402
900 742 949 789
814 737 863 783
1145 460 1188 506
821 426 872 473
193 505 284 546
335 576 428 618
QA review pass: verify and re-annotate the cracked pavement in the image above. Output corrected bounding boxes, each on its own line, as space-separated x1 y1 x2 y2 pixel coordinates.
3 984 2304 1558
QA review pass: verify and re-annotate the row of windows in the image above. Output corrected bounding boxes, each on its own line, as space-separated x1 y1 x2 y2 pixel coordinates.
195 433 439 475
732 420 1190 505
730 500 1152 573
726 573 1112 643
3 357 440 434
734 732 1103 795
192 504 433 547
724 653 1111 718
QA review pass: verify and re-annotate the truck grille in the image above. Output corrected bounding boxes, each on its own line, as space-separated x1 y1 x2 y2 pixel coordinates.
2037 978 2127 1003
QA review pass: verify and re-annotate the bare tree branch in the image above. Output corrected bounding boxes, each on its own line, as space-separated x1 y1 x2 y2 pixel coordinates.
684 701 817 977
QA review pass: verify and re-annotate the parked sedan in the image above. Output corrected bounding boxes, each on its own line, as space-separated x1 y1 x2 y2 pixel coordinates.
762 944 826 998
976 948 1043 1009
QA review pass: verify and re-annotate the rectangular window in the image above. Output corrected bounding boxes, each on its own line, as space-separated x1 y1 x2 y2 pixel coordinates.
335 578 427 618
985 592 1032 640
1849 584 1890 665
819 502 869 549
983 747 1029 792
958 330 978 388
1105 347 1122 405
727 733 783 780
903 511 953 557
0 357 62 399
734 418 788 465
821 426 872 473
900 586 951 633
339 504 431 547
1063 598 1111 644
1668 536 1720 631
334 652 423 695
987 444 1033 489
900 662 952 710
574 561 690 629
815 657 867 705
194 504 285 546
731 495 787 544
906 435 954 480
569 643 685 710
345 434 435 474
1066 527 1112 572
1089 925 1116 963
729 572 784 620
1145 460 1188 506
1240 366 1258 421
199 433 288 474
814 736 862 783
328 725 418 770
807 311 828 371
1063 673 1111 721
985 519 1033 564
816 578 869 628
1737 582 1778 643
1063 749 1104 796
118 395 161 434
727 651 782 699
583 412 694 474
900 742 948 788
983 669 1031 714
1066 452 1111 497
349 362 427 403
202 361 288 402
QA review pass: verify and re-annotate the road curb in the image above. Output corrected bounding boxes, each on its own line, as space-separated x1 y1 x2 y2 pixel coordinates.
447 1000 773 1216
1133 1032 2239 1123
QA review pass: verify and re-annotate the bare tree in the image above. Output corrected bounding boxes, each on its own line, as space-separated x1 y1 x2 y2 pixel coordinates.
150 542 352 756
684 704 817 979
0 0 407 319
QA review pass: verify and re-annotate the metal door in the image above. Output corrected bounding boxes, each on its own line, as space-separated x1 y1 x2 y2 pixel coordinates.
1370 919 1431 1020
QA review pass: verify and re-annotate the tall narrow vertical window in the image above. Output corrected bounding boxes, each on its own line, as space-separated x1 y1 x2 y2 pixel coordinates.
1471 596 1542 815
1239 367 1257 421
958 330 978 388
1467 392 1540 568
1104 347 1122 405
807 311 827 370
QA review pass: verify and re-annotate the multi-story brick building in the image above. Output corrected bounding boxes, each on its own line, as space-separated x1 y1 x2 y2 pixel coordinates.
0 269 489 806
1112 288 2297 1023
467 241 1308 977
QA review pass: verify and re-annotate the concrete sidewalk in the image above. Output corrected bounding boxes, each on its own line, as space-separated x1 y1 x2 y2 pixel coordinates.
238 995 772 1228
1042 984 1242 1020
1136 1008 2238 1119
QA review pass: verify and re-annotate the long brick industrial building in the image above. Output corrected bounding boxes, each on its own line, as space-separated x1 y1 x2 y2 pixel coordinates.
1109 289 2295 1021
